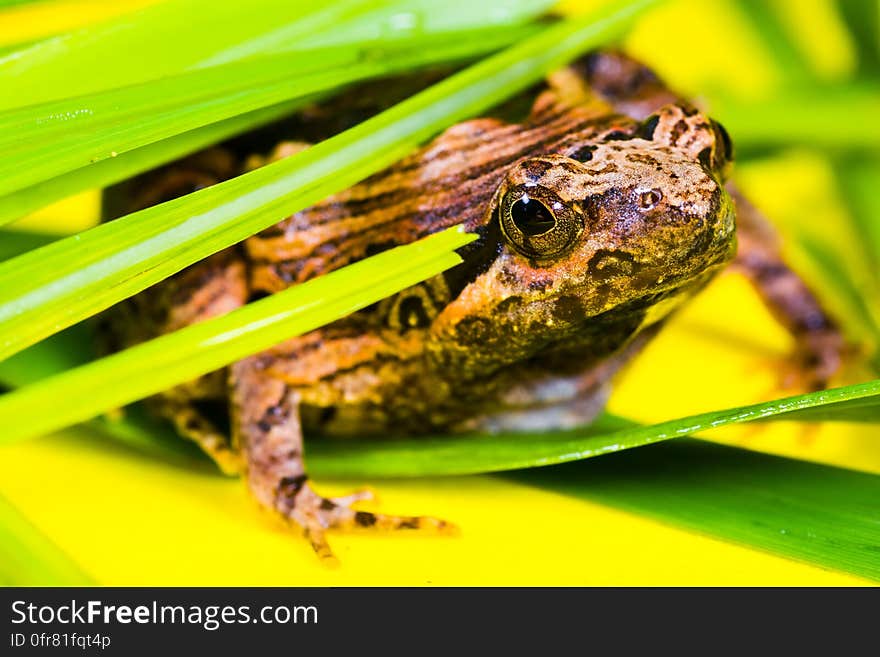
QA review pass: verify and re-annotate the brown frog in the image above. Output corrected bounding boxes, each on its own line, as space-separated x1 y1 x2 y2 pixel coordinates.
103 51 843 561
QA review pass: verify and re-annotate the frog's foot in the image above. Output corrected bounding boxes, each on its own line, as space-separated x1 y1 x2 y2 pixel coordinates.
783 330 848 392
233 361 456 562
756 327 849 395
276 479 457 563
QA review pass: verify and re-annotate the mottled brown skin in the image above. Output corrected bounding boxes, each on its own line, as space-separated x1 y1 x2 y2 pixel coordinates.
103 51 842 561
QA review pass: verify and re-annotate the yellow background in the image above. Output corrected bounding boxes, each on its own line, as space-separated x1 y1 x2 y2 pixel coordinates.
0 0 877 585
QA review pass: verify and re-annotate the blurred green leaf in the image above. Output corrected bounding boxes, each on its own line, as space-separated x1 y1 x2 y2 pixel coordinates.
734 0 814 82
713 84 880 150
0 0 556 110
0 491 93 585
835 157 880 282
836 0 880 76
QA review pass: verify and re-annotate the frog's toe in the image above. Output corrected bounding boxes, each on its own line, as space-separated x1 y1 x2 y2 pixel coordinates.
283 483 458 562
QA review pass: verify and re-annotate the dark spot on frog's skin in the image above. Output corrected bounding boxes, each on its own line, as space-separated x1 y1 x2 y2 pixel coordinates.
586 163 618 175
496 267 520 287
626 152 659 165
320 499 336 511
355 511 377 527
557 160 584 175
257 420 272 432
588 249 637 282
670 120 688 144
495 296 521 314
397 518 420 529
553 295 585 325
669 172 679 180
569 145 595 162
455 316 492 345
521 159 553 180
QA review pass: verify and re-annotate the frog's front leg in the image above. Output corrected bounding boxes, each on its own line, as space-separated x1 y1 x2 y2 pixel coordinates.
230 356 454 562
729 186 845 389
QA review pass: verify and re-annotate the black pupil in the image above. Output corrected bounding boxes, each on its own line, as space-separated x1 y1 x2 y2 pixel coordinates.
511 198 555 236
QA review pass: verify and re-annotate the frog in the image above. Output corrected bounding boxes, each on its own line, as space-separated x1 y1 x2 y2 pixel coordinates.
101 50 844 562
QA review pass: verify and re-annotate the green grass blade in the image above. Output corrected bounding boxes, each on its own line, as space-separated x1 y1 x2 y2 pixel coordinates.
0 100 304 225
0 1 658 362
0 313 203 462
0 226 474 444
512 439 880 582
0 26 537 203
734 0 814 82
0 0 375 109
305 381 880 478
0 0 555 110
0 491 93 585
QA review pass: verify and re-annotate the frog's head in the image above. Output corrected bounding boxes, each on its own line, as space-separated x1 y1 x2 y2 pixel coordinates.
431 104 736 374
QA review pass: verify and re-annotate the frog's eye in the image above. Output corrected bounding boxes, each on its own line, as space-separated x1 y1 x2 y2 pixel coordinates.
500 190 581 258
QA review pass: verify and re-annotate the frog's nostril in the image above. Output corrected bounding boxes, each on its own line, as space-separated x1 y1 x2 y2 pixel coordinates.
637 189 662 211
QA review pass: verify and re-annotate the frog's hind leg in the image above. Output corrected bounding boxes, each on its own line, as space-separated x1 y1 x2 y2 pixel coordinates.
729 185 846 390
231 357 455 563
